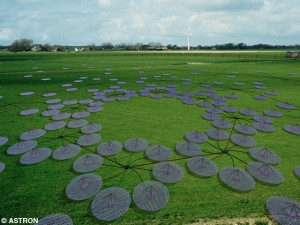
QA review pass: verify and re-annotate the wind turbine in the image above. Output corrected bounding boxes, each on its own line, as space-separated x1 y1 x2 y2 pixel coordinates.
187 25 193 51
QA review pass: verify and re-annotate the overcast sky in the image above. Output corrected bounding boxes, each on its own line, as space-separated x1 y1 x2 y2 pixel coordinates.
0 0 299 46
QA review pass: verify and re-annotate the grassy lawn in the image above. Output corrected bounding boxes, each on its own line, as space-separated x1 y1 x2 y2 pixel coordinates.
0 51 299 225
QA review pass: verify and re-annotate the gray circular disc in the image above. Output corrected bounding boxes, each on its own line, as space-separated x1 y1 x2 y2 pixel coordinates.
52 112 71 121
7 140 38 155
219 166 255 191
153 161 183 183
266 196 300 225
185 131 208 143
206 128 229 141
252 122 275 132
52 144 81 160
187 156 218 177
248 147 280 165
230 134 256 148
253 115 274 124
212 120 233 129
0 162 5 173
146 145 172 161
91 187 131 221
67 119 88 128
88 106 103 113
20 108 39 116
294 166 300 179
234 124 257 135
283 124 300 135
97 141 123 156
42 109 60 117
277 103 296 110
202 112 220 121
247 162 284 185
20 129 46 140
81 124 102 134
176 141 202 156
35 213 73 225
77 133 101 146
63 100 78 105
0 137 8 146
48 104 65 110
20 148 52 165
73 154 103 173
66 173 102 201
72 111 90 119
124 138 148 152
44 121 67 131
240 109 257 117
133 180 169 211
263 109 283 118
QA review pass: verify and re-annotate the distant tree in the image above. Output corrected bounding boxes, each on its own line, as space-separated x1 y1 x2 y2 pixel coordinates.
134 43 143 51
43 43 52 51
9 38 33 52
101 42 114 50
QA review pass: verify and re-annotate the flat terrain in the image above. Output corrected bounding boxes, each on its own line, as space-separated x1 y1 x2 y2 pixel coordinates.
0 51 299 225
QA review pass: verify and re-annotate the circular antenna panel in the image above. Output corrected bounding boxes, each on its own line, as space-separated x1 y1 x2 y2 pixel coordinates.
124 138 148 152
294 166 300 179
212 120 233 129
20 148 52 165
0 162 5 173
67 119 88 129
133 180 169 211
153 161 183 183
91 187 131 221
73 154 103 173
206 128 229 141
7 140 38 155
234 124 256 135
248 147 280 165
219 166 255 191
72 111 90 119
252 122 275 133
44 121 67 131
283 124 300 135
36 213 73 225
66 173 102 201
97 141 123 156
176 141 202 156
240 109 257 117
0 137 8 146
20 108 39 116
20 129 46 140
263 109 283 118
266 196 300 225
81 124 102 134
146 145 172 161
187 156 218 177
52 144 81 160
77 133 101 146
52 112 71 121
230 134 256 148
185 131 208 143
247 162 284 185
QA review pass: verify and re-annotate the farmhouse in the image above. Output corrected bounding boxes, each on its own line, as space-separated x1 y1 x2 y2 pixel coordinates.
31 44 44 52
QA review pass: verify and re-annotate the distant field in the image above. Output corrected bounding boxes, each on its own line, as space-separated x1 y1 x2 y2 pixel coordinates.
0 51 299 225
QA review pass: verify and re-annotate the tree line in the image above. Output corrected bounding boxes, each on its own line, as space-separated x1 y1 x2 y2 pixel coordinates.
2 38 299 52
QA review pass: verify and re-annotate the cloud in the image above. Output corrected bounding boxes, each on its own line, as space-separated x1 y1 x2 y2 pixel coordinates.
0 0 299 45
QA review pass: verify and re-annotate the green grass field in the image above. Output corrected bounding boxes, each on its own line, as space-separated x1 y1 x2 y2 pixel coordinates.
0 51 299 225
